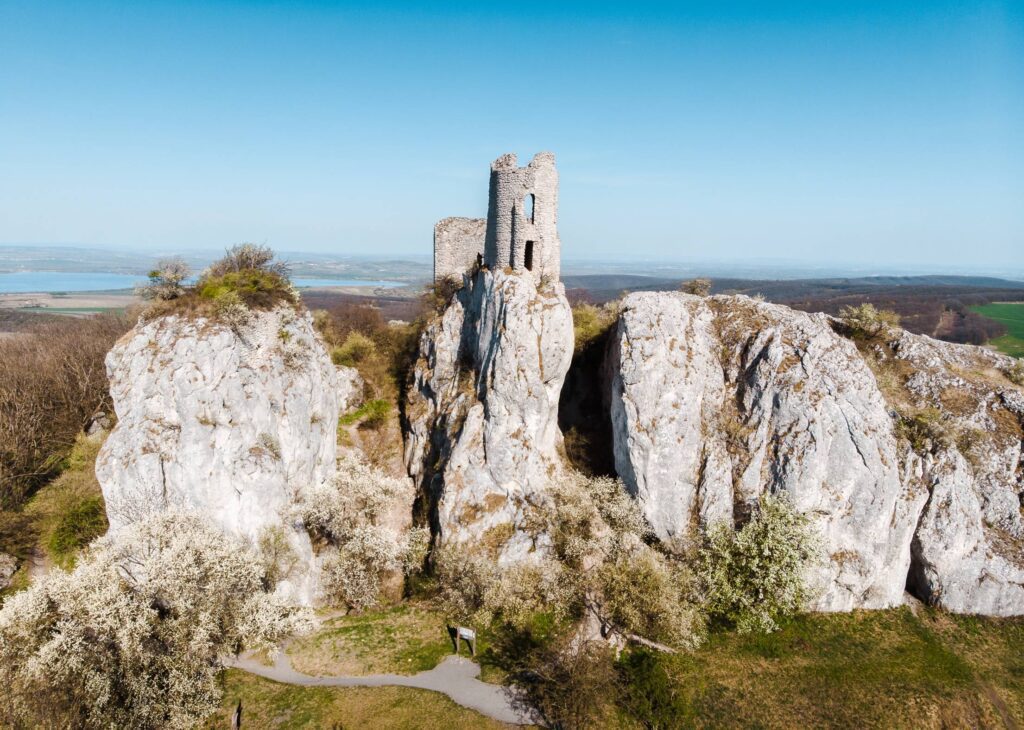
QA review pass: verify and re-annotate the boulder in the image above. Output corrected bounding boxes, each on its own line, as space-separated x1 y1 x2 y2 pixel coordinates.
609 292 1024 615
889 332 1024 615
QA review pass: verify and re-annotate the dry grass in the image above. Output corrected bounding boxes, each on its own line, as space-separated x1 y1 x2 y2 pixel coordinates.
227 601 1024 729
287 602 453 677
318 301 423 474
210 670 521 729
0 313 130 509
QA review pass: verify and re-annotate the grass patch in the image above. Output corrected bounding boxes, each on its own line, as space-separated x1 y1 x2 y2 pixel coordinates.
339 399 391 429
972 302 1024 357
287 602 453 677
45 496 105 566
24 433 108 569
657 607 1022 728
209 670 518 729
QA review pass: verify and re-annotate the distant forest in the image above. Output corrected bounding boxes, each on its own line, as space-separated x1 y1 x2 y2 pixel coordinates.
562 275 1024 347
5 274 1023 350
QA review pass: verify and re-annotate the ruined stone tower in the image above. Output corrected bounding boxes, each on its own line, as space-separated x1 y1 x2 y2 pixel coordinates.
433 151 560 282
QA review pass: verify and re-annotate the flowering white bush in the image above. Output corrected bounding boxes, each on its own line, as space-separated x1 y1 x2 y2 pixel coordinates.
302 453 411 543
0 512 312 729
436 471 705 649
434 549 575 629
544 471 650 568
299 453 422 610
698 494 822 633
597 547 704 650
320 526 407 610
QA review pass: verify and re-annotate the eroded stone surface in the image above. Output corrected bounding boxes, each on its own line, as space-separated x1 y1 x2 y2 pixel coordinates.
608 292 1024 615
0 552 17 591
889 332 1024 616
404 269 573 560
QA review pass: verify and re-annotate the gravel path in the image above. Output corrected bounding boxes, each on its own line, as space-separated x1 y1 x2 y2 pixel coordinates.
228 649 540 726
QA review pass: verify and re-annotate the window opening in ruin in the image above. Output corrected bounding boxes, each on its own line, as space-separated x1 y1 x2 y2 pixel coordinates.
524 194 535 223
525 241 535 271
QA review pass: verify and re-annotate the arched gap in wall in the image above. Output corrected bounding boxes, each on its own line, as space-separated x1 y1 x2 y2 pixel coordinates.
525 241 535 272
524 193 535 223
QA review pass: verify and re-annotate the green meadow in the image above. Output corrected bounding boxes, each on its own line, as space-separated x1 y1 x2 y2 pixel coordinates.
972 302 1024 358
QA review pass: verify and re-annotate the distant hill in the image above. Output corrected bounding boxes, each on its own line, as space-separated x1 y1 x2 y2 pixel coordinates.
563 274 1024 301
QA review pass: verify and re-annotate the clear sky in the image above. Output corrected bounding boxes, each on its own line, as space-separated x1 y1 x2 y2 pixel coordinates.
1 1 1021 270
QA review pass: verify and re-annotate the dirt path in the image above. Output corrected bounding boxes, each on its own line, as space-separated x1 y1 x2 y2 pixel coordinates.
228 649 540 726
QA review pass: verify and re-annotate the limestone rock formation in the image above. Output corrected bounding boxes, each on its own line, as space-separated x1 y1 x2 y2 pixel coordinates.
608 292 1024 615
890 332 1024 616
96 306 345 604
405 269 574 560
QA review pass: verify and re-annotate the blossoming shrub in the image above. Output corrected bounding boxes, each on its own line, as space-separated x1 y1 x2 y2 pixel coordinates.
0 512 311 729
434 549 573 630
597 549 703 650
299 453 425 610
698 494 822 633
435 471 705 650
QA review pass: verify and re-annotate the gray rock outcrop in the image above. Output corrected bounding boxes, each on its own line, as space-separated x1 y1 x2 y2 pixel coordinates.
96 305 345 605
0 552 17 591
608 292 1024 615
404 269 573 560
891 332 1024 616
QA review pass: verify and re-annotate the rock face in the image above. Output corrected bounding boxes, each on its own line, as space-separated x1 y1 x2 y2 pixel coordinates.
96 306 344 604
608 292 1024 615
405 269 573 560
0 552 17 591
890 332 1024 616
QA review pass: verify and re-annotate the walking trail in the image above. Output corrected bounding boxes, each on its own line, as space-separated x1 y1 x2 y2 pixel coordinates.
227 647 540 726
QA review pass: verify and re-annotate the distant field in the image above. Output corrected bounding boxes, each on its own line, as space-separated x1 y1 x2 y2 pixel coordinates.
971 302 1024 357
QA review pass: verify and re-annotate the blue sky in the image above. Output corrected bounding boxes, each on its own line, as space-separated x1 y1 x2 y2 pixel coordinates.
0 1 1021 269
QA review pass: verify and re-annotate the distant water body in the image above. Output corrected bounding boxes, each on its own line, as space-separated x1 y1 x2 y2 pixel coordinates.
0 271 404 293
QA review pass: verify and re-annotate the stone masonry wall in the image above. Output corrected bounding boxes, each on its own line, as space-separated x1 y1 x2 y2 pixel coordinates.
434 217 486 282
484 152 560 282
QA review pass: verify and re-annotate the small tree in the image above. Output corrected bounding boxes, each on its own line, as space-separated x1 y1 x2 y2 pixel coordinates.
207 243 289 278
425 276 462 313
838 303 900 339
299 453 421 610
137 257 190 301
518 637 619 730
699 494 821 633
680 278 712 297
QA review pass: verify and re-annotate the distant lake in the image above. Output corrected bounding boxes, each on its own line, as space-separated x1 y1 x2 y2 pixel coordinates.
0 271 404 293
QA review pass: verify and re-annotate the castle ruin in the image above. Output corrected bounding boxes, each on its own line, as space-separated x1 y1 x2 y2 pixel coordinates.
433 152 561 283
